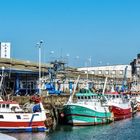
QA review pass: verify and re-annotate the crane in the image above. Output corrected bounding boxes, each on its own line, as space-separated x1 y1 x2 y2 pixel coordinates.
121 66 128 92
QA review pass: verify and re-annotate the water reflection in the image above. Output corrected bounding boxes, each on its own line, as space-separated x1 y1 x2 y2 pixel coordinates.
5 113 140 140
6 132 47 140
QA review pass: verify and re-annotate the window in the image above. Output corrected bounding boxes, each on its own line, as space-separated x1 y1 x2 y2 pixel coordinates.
120 70 123 75
16 115 21 119
88 96 91 99
0 115 4 119
112 70 116 75
92 70 95 74
98 70 102 74
6 104 9 108
2 104 5 108
105 70 109 75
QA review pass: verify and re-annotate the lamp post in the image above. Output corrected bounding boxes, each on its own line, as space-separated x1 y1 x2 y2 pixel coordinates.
36 40 43 95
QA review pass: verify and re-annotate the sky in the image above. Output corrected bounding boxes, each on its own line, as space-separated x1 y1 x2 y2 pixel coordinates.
0 0 140 67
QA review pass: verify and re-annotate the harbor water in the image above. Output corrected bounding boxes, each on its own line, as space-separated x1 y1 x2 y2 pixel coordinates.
6 113 140 140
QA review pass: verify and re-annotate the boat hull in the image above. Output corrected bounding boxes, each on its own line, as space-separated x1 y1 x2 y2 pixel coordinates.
0 112 47 132
63 104 113 126
110 106 132 121
0 126 47 132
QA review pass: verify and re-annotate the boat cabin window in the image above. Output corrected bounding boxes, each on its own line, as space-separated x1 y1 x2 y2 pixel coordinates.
116 95 119 98
6 104 9 108
78 96 80 100
81 96 84 100
88 96 91 99
0 115 4 119
113 95 115 98
16 115 21 119
85 96 87 99
2 104 5 108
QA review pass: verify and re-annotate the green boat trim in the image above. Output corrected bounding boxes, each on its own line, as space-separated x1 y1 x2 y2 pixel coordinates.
63 88 113 126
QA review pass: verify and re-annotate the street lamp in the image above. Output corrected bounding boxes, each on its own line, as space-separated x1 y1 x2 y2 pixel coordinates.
36 40 43 95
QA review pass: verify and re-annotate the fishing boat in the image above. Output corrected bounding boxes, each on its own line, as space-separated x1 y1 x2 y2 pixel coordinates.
63 76 113 126
0 66 48 132
0 96 48 132
104 91 132 121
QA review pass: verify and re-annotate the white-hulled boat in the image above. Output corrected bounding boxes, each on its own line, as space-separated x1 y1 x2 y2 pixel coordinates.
0 96 48 132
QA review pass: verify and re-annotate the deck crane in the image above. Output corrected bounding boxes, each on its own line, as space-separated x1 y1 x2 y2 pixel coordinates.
121 66 128 92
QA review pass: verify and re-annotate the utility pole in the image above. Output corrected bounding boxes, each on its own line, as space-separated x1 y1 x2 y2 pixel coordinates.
37 40 43 95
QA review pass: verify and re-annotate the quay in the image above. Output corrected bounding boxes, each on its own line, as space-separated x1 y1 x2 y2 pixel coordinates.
0 54 139 129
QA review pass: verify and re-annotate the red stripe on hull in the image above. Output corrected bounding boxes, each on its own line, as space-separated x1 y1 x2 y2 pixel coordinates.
0 121 45 127
111 106 132 120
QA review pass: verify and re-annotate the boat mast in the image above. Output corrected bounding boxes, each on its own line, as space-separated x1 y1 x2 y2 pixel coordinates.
102 77 108 95
68 75 80 103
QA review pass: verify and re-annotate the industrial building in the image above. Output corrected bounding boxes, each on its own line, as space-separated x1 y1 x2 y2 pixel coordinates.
0 58 51 96
77 65 132 91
